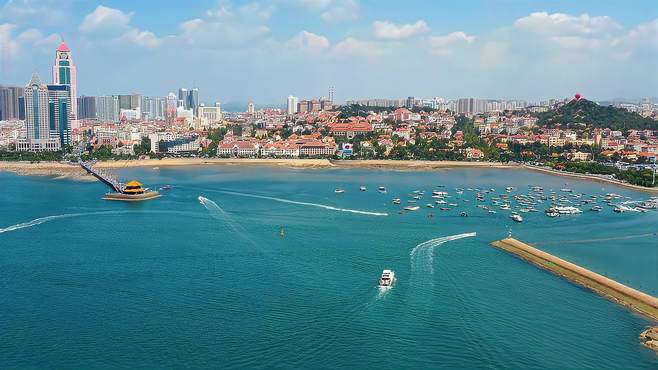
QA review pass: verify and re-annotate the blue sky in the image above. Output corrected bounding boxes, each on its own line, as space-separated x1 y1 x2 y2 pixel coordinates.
1 0 656 105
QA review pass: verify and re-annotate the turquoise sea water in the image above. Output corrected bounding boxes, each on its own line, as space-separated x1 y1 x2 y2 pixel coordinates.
1 166 657 369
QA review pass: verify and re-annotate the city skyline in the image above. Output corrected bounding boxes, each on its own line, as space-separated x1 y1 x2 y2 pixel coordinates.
0 0 656 103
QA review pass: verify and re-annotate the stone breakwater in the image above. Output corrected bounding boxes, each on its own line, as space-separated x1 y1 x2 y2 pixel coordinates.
491 238 658 354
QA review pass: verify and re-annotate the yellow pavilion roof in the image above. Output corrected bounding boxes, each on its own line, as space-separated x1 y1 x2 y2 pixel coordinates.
125 180 143 187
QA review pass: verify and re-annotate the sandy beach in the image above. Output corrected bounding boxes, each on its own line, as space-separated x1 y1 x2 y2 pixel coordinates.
1 159 657 194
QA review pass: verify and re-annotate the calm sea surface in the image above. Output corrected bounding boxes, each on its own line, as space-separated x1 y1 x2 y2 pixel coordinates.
1 166 657 369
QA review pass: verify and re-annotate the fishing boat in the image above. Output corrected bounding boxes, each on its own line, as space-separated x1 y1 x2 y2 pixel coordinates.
404 206 420 211
379 270 395 288
335 188 345 194
359 186 367 191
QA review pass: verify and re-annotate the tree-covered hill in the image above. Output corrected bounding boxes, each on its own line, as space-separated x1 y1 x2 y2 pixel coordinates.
536 99 657 131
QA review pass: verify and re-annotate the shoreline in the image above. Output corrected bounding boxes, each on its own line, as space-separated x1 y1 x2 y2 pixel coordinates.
523 164 658 194
1 159 657 194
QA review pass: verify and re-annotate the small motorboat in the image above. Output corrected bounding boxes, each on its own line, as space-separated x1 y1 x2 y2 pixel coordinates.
392 198 401 204
590 205 602 212
359 186 367 192
335 188 345 194
159 185 174 191
511 214 523 223
545 210 559 217
460 211 468 217
426 204 434 208
378 186 387 193
404 206 420 211
379 269 395 288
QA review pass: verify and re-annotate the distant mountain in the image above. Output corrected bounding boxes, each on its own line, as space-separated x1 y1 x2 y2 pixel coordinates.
536 98 657 131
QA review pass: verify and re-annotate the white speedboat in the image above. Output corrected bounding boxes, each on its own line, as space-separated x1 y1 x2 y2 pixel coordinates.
379 270 395 287
335 188 345 194
404 206 420 211
426 204 434 208
511 214 524 223
359 186 367 191
378 186 387 193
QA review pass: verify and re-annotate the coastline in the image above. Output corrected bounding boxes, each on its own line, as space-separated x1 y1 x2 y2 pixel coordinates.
523 164 658 194
1 159 657 194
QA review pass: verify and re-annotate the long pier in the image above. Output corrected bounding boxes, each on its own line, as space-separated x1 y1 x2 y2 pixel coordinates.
79 161 124 193
491 238 658 321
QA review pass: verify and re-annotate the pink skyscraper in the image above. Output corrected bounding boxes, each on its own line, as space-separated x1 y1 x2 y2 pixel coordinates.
52 42 77 128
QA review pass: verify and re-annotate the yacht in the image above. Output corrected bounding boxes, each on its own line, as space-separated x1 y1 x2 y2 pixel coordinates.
552 206 582 214
511 214 524 223
404 205 420 211
335 188 345 194
359 186 367 191
379 270 395 288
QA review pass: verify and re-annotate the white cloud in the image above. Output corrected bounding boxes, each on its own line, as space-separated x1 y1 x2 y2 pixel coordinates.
79 5 164 49
372 20 429 40
180 2 274 48
0 23 60 59
513 12 622 40
321 0 359 23
334 37 384 56
79 5 132 35
0 0 70 26
0 23 19 58
287 31 330 50
428 31 476 55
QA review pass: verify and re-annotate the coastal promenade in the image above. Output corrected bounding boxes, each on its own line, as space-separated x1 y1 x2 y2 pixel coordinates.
491 238 658 321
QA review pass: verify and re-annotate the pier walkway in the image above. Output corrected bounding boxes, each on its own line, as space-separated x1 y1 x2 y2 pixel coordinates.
79 160 124 193
491 238 658 321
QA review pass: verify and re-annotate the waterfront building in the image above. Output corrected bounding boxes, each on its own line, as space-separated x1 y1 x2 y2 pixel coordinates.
178 88 188 109
198 104 222 128
16 74 61 151
52 42 77 128
0 86 24 121
96 95 120 122
287 95 299 115
188 88 199 114
77 95 96 119
47 84 72 148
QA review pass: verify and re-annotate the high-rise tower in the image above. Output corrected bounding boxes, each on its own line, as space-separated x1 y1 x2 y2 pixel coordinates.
52 42 77 128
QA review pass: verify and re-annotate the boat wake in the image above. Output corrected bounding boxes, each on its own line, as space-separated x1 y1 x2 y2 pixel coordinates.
410 232 477 289
198 195 261 245
0 210 201 235
215 190 389 216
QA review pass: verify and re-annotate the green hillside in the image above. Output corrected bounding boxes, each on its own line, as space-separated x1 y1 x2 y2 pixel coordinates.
536 99 657 131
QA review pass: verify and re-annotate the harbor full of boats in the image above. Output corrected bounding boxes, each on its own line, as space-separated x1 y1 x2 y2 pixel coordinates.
335 184 658 223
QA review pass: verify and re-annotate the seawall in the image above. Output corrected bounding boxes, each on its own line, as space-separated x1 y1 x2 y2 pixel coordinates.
491 238 658 321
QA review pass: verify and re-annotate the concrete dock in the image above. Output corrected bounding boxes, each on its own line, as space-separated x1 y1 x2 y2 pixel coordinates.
491 238 658 321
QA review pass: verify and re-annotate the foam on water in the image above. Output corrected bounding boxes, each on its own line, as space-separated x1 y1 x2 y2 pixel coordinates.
410 232 477 285
216 190 389 216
